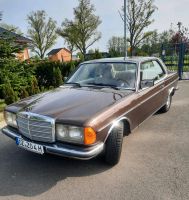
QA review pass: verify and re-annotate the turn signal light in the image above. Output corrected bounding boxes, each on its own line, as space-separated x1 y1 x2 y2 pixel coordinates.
84 127 96 145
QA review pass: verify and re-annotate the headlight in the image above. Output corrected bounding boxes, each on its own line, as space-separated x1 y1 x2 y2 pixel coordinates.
56 125 97 145
4 111 17 128
56 124 84 144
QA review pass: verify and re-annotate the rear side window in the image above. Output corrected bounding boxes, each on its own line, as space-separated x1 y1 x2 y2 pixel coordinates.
141 60 165 81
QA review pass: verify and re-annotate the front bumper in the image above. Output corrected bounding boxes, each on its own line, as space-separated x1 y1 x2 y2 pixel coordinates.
1 126 104 160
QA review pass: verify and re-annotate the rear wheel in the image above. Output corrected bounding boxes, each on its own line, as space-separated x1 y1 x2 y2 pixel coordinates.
104 122 124 166
160 94 172 113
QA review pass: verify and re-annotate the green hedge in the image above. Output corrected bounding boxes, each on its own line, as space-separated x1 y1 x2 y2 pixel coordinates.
31 60 80 88
0 59 81 105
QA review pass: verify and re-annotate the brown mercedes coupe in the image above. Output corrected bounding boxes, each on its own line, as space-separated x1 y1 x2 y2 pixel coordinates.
2 57 178 165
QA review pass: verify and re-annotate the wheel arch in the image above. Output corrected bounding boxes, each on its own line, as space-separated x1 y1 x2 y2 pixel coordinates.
169 87 175 96
104 117 131 143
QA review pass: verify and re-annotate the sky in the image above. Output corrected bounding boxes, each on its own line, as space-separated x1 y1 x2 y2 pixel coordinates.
1 0 189 54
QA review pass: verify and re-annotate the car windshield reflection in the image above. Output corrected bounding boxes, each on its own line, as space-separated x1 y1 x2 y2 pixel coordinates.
66 62 137 90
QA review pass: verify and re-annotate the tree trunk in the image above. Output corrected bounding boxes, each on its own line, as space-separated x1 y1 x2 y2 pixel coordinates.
71 51 73 61
40 49 44 59
83 48 86 61
130 43 134 57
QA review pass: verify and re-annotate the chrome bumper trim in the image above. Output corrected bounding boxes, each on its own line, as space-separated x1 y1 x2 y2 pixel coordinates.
1 127 104 160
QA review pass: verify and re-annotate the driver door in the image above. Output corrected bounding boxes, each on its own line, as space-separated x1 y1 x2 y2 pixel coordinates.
136 60 166 125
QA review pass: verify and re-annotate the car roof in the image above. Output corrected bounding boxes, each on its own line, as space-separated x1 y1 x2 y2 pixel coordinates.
82 57 159 64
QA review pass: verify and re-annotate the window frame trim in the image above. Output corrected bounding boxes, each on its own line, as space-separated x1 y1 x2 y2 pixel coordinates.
137 58 168 92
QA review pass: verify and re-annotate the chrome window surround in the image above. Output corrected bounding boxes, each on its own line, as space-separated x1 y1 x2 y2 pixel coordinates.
136 58 168 92
16 112 55 143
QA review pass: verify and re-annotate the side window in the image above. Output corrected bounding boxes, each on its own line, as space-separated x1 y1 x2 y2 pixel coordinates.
141 61 165 81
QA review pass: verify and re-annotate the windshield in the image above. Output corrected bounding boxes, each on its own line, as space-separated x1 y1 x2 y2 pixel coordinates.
66 62 137 90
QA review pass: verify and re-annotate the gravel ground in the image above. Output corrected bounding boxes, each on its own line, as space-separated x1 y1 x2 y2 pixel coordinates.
0 81 188 200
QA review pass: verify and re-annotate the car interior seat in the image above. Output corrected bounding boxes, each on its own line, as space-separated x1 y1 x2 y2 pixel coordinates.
115 71 136 88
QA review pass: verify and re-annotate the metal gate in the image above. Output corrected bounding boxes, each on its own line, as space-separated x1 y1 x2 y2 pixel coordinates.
161 42 189 80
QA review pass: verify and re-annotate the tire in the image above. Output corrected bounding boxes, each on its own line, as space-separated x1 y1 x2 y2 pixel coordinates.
160 94 172 113
104 122 124 166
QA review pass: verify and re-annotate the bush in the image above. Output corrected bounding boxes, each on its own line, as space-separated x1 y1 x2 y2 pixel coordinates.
20 88 29 99
53 67 63 87
0 58 35 101
34 60 80 88
0 59 81 104
29 76 40 95
3 81 18 105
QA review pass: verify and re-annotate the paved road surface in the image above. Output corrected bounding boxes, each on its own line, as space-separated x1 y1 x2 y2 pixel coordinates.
0 81 189 200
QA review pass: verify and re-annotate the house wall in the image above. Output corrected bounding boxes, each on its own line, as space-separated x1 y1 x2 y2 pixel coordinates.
16 48 30 61
49 54 59 62
61 49 71 62
49 49 71 62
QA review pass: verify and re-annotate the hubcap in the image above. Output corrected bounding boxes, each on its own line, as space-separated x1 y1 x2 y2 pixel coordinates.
166 95 171 108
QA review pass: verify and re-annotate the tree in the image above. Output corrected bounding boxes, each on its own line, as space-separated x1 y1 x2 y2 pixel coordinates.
159 29 175 44
0 30 24 59
0 27 27 100
0 12 2 21
3 81 18 105
20 88 29 99
107 36 125 57
29 76 40 95
140 30 160 55
57 20 76 60
171 24 189 44
0 58 35 100
53 67 63 87
85 49 102 60
0 23 22 34
120 0 157 56
59 0 101 59
27 10 57 59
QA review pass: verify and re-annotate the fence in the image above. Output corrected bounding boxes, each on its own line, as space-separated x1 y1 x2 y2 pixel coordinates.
161 42 189 80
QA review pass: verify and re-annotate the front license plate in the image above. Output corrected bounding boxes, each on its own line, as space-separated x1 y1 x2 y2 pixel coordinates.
16 137 44 155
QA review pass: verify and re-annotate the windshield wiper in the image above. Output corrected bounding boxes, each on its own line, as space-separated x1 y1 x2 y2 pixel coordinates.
86 83 120 90
64 82 81 87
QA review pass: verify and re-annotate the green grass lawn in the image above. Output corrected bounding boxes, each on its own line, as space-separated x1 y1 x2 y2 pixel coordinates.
0 100 6 122
0 112 3 122
0 100 6 112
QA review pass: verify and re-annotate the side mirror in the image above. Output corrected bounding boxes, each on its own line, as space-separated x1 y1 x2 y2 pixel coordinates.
140 79 154 89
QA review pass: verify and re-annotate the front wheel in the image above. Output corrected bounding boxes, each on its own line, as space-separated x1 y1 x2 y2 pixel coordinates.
160 94 172 113
104 122 124 166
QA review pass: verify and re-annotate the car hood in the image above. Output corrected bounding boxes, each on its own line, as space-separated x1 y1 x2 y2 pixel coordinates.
7 86 133 126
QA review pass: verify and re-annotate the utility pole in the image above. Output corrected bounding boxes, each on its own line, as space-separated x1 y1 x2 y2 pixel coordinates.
177 22 182 43
177 22 182 33
124 0 127 58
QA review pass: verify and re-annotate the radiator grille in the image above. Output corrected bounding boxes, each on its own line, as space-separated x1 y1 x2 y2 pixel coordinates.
17 112 55 143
